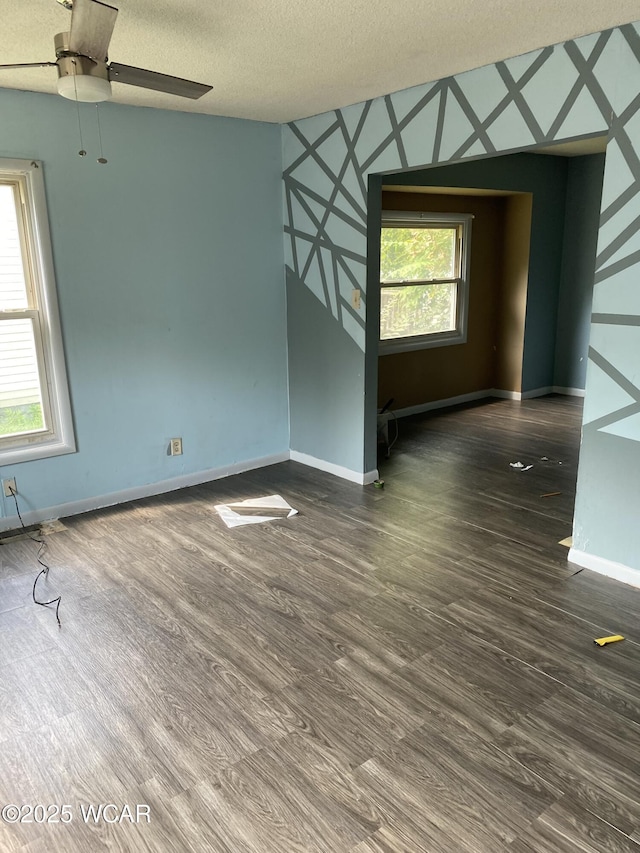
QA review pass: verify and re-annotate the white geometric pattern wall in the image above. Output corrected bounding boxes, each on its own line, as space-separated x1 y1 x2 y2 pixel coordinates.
284 24 640 443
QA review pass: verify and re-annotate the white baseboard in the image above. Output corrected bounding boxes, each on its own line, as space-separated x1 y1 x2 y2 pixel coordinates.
568 547 640 588
392 389 496 419
520 386 553 400
0 450 290 533
290 449 378 485
391 386 587 419
491 389 523 400
521 385 585 399
553 386 585 397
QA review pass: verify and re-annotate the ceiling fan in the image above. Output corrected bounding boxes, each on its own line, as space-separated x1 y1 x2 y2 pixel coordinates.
0 0 212 103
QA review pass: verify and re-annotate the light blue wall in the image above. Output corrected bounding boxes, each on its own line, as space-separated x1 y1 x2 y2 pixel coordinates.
0 88 288 519
284 24 640 573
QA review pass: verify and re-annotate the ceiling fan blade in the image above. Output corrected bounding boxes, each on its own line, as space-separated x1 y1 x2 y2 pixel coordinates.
0 62 57 69
108 62 212 99
69 0 118 62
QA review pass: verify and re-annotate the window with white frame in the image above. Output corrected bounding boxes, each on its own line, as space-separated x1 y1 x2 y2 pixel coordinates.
379 211 472 353
0 159 75 464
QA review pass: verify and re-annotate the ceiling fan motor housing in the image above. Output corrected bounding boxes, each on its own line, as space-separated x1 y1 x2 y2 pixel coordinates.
0 3 210 104
54 31 112 101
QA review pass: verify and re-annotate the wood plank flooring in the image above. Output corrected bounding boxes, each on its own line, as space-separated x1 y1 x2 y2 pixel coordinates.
1 394 639 852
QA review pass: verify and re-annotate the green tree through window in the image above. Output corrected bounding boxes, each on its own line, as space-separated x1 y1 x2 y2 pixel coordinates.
379 213 471 350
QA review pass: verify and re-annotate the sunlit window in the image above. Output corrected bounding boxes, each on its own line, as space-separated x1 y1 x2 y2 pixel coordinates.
379 212 472 353
0 160 75 463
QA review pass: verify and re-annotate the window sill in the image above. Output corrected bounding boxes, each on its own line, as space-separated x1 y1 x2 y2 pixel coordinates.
0 433 76 466
379 330 467 355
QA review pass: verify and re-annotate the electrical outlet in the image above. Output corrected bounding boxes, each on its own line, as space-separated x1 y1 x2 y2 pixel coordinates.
351 288 361 310
3 478 16 498
170 438 183 456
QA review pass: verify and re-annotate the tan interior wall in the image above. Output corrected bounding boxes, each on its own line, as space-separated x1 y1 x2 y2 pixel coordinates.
378 191 502 409
494 194 533 393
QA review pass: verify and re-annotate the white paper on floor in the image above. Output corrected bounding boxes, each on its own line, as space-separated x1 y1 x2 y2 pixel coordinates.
510 461 533 471
215 494 298 528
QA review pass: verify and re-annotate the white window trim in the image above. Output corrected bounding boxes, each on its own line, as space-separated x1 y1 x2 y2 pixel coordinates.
0 158 75 465
379 210 473 355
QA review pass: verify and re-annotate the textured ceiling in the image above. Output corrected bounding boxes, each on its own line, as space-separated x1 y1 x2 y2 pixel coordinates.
1 0 640 123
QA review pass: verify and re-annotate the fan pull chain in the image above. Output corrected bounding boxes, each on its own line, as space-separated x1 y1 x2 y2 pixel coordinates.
72 60 87 157
96 105 108 164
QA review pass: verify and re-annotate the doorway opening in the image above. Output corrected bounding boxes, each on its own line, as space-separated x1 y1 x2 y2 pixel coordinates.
365 137 606 529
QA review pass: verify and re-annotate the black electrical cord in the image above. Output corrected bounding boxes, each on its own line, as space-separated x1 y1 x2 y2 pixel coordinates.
387 409 399 454
8 487 61 626
378 398 399 457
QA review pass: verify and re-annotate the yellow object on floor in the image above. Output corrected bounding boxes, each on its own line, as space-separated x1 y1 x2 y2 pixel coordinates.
594 635 625 646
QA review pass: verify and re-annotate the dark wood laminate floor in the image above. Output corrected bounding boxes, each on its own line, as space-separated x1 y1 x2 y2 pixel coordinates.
1 395 639 852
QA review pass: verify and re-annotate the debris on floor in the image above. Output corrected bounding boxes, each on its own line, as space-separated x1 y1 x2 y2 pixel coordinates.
39 519 68 535
594 634 625 646
558 536 573 547
510 461 533 471
0 519 67 545
540 491 562 498
541 456 563 465
215 495 298 528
